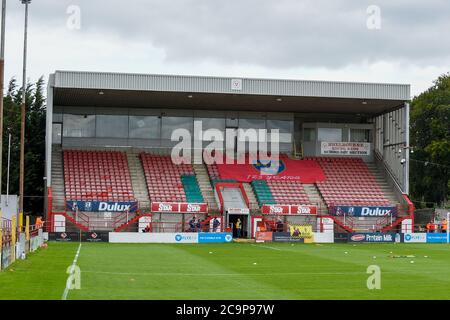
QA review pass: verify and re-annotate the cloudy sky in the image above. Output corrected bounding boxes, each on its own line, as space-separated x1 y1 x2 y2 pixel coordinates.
3 0 450 96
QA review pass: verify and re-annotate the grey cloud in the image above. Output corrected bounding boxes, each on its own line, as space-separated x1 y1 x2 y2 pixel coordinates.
10 0 450 69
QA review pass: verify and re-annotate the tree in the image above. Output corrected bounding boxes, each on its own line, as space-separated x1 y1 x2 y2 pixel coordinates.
410 73 450 207
2 77 46 215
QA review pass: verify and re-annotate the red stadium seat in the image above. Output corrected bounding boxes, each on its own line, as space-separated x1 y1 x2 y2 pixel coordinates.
313 157 390 207
140 153 194 203
63 150 135 202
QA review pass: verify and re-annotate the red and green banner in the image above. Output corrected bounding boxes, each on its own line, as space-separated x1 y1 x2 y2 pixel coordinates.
216 158 325 183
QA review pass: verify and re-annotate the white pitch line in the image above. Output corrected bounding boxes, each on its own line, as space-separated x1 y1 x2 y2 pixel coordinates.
61 243 82 300
250 244 283 251
80 270 366 276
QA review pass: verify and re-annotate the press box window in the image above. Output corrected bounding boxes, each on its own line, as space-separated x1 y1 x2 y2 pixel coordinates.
318 128 343 142
350 129 371 142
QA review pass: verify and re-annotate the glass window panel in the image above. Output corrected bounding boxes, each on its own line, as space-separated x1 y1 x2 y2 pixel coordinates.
318 128 342 142
129 116 161 139
239 118 266 130
303 128 316 142
194 118 225 131
52 123 62 144
351 129 371 142
96 115 129 138
194 118 225 141
63 114 95 137
53 113 63 122
161 117 193 140
266 120 292 134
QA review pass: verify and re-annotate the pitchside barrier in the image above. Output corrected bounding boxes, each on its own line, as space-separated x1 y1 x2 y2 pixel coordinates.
0 216 46 271
333 231 450 243
108 232 233 244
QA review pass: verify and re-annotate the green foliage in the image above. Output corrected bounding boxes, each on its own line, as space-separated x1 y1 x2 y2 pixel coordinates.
410 73 450 207
1 77 46 215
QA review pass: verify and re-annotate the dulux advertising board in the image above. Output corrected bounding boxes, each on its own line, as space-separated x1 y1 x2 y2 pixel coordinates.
333 206 396 217
66 201 138 213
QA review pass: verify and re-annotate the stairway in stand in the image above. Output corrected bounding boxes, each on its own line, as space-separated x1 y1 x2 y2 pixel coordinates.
51 145 66 211
192 164 219 211
127 151 150 209
242 183 260 211
365 162 401 206
303 184 327 214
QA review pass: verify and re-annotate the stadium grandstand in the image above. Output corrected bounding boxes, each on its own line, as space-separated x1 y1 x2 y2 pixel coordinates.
44 70 413 238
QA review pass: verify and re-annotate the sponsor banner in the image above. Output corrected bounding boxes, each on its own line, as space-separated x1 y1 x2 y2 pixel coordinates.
291 205 317 215
48 232 80 242
81 231 109 243
273 232 304 243
198 233 233 243
216 158 326 183
48 232 110 242
313 232 334 243
255 231 273 242
262 205 290 215
66 200 138 213
333 206 396 217
321 142 371 156
179 203 208 214
227 208 250 214
426 233 449 243
289 224 313 239
151 202 208 214
109 232 199 243
348 233 402 243
334 233 349 243
261 205 317 215
403 233 427 243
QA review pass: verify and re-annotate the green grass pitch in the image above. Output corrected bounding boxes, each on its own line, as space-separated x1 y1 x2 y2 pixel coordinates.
0 242 449 300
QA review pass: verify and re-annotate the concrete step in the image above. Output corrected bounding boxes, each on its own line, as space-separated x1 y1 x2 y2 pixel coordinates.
126 152 150 208
192 164 219 209
242 183 259 210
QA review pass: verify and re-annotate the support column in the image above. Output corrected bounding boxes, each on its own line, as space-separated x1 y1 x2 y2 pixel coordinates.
404 102 410 195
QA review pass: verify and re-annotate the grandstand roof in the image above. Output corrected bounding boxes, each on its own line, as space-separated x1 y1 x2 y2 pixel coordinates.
49 70 410 115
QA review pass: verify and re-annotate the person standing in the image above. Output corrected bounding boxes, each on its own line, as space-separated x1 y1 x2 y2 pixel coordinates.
212 217 220 232
235 218 242 238
442 218 447 233
188 216 196 232
35 216 44 229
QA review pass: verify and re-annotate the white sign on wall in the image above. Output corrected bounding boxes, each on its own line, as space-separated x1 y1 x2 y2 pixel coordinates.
231 79 242 91
138 216 152 233
54 214 66 232
227 208 250 214
321 142 371 156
